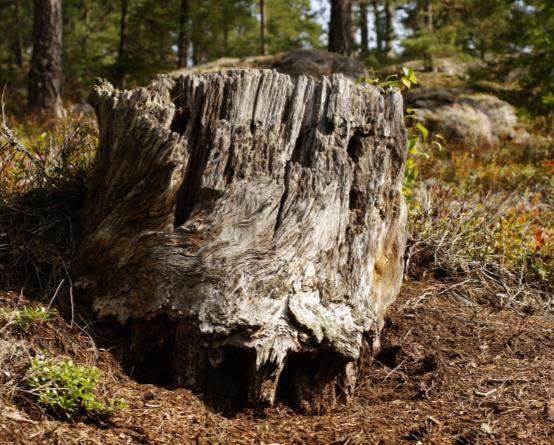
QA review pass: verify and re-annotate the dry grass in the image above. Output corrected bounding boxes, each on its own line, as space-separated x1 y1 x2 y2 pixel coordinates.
406 182 553 312
0 111 94 295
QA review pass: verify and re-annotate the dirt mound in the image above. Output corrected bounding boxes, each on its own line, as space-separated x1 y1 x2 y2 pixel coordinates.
170 49 367 79
1 281 553 444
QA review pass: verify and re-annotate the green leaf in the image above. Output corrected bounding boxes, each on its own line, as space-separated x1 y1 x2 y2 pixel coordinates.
415 123 429 141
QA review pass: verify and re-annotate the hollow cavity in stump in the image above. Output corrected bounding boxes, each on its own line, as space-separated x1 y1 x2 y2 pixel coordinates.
75 70 407 414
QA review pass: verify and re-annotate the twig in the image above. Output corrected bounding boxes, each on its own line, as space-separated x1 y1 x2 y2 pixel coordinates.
474 389 497 397
0 410 38 424
47 279 65 310
62 262 75 328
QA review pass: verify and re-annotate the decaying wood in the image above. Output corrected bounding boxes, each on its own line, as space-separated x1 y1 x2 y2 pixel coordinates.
75 70 407 413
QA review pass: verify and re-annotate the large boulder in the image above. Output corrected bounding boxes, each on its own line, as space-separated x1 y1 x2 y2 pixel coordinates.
408 88 521 148
272 49 366 78
418 103 497 148
460 93 518 140
171 49 367 79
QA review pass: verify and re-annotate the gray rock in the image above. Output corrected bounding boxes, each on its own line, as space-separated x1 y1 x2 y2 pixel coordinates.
69 102 95 117
272 49 366 78
418 103 497 148
460 94 518 140
409 89 520 148
171 49 366 80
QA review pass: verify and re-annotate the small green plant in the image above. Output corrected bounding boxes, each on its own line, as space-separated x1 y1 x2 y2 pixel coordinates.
25 355 126 419
0 306 57 332
403 107 444 199
358 67 442 199
383 67 419 90
357 66 419 90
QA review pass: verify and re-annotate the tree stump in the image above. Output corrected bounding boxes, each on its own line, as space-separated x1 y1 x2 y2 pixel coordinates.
75 70 407 414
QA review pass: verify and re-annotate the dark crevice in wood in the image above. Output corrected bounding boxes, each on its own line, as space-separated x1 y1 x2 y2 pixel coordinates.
125 316 177 386
223 141 235 185
349 188 364 210
276 350 349 414
173 106 206 228
195 346 258 416
290 128 316 167
170 108 189 135
347 128 370 162
273 161 292 235
291 130 305 163
320 119 335 135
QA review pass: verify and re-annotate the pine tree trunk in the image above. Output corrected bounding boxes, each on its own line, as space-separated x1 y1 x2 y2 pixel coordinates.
426 1 433 31
14 0 24 67
415 0 433 32
116 0 129 86
76 71 407 415
28 0 64 117
372 0 383 57
359 0 370 56
383 0 395 58
177 0 189 68
260 0 268 56
80 1 90 58
329 0 353 56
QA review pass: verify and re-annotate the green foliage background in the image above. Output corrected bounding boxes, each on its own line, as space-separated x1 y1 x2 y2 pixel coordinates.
0 0 551 111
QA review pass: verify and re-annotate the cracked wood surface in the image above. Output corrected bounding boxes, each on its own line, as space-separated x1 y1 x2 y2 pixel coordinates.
75 70 407 413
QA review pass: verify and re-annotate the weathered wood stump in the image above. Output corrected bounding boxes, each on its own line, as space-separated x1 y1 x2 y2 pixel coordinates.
75 70 407 414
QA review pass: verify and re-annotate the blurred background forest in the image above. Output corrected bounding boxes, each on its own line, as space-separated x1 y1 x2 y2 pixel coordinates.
0 0 552 112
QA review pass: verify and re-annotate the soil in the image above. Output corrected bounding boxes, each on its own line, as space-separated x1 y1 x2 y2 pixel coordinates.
1 280 553 444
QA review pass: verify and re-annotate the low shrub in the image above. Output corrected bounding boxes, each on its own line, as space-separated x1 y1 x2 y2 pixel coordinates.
0 114 94 293
406 182 553 309
25 355 126 420
0 306 58 333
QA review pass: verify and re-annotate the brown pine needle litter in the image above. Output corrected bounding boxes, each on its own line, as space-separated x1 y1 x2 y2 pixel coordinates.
1 281 553 445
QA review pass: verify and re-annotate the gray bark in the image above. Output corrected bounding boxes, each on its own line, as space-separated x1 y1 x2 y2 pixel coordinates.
28 0 64 117
75 70 407 414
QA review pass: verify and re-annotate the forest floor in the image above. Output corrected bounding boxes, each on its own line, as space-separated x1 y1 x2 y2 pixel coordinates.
1 280 553 445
